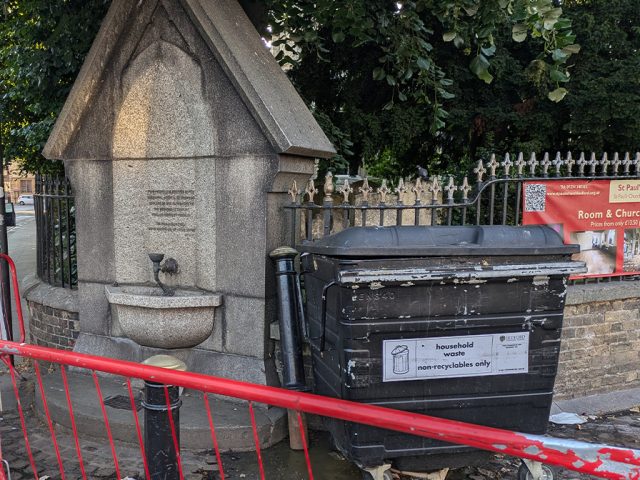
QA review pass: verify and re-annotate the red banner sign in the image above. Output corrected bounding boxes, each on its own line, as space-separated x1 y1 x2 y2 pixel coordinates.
522 179 640 278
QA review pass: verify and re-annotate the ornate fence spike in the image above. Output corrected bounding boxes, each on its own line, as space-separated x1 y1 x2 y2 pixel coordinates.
288 180 300 204
588 152 598 176
460 176 472 200
430 176 442 198
600 152 610 175
377 179 391 204
501 153 513 177
515 152 526 176
612 152 621 176
622 152 632 175
395 178 408 202
577 152 587 175
285 151 640 243
565 152 575 174
528 153 538 176
412 178 426 202
323 172 334 202
553 152 563 176
359 177 373 203
487 154 500 178
338 179 353 204
445 176 457 203
541 152 552 176
305 178 318 203
474 160 487 183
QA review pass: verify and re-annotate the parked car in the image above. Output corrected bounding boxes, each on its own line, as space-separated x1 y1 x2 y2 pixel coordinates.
4 203 15 227
17 194 33 205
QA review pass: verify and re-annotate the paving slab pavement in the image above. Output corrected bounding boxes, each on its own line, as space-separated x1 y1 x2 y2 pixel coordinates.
552 387 640 417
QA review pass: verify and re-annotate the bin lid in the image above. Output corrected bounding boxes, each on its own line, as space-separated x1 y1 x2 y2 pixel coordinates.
299 225 579 257
391 345 409 355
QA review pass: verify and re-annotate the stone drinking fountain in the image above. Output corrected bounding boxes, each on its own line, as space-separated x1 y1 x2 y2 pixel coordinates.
105 253 222 349
40 0 335 449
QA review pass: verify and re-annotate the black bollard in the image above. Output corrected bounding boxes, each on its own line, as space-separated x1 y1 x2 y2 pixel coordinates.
142 355 187 480
270 247 307 391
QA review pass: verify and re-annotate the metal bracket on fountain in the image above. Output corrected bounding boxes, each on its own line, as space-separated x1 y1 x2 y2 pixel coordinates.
148 253 179 296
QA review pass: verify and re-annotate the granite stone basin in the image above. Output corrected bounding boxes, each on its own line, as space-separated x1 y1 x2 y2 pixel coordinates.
105 285 222 349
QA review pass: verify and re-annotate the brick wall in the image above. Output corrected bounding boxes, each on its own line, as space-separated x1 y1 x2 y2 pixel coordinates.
27 302 79 350
554 284 640 399
23 277 79 351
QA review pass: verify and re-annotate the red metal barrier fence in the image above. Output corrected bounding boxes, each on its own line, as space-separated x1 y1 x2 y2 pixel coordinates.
0 254 639 480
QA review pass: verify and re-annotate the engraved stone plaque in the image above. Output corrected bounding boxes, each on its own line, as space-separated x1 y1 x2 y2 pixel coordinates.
147 189 196 233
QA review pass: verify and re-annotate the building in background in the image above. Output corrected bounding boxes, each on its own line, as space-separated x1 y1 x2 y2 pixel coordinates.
3 164 35 203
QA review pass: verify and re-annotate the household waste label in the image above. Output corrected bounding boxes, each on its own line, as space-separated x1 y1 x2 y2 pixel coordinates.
383 333 529 382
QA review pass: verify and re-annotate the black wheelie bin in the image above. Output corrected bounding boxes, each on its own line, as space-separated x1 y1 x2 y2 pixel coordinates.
299 225 585 473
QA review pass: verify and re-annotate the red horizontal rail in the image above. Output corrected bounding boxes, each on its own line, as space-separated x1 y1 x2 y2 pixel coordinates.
1 340 639 479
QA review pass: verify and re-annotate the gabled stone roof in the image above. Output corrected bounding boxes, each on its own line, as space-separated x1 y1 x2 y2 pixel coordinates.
44 0 335 160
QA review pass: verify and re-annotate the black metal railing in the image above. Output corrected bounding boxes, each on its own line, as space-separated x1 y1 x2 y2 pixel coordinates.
35 174 77 289
285 151 640 282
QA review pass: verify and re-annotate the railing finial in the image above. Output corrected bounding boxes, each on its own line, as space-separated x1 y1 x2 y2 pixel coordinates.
501 153 513 177
565 152 575 174
460 176 472 201
395 178 408 198
474 160 486 183
305 178 318 203
377 180 391 204
577 152 587 176
430 176 442 198
541 152 552 176
588 152 598 176
338 179 353 204
445 176 457 203
515 153 526 176
359 177 373 203
412 178 426 202
553 152 563 177
487 154 499 178
622 152 632 175
612 152 621 176
600 152 610 176
528 153 538 176
288 180 300 204
323 172 334 202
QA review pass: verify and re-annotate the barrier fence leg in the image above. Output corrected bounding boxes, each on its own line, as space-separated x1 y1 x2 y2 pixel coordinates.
520 459 554 480
142 356 186 480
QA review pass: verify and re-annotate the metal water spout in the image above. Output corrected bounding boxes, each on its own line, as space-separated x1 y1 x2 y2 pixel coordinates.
148 253 179 296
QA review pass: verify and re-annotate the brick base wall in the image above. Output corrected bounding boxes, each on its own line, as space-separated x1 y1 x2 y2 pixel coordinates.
554 284 640 399
27 302 79 350
23 276 79 351
555 298 640 399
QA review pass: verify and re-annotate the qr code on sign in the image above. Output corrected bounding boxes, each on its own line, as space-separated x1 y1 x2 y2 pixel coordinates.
525 184 547 212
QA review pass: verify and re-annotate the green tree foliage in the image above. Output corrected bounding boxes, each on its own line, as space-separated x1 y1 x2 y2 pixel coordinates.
562 0 640 153
437 0 640 172
265 0 579 176
4 0 632 179
0 0 110 173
